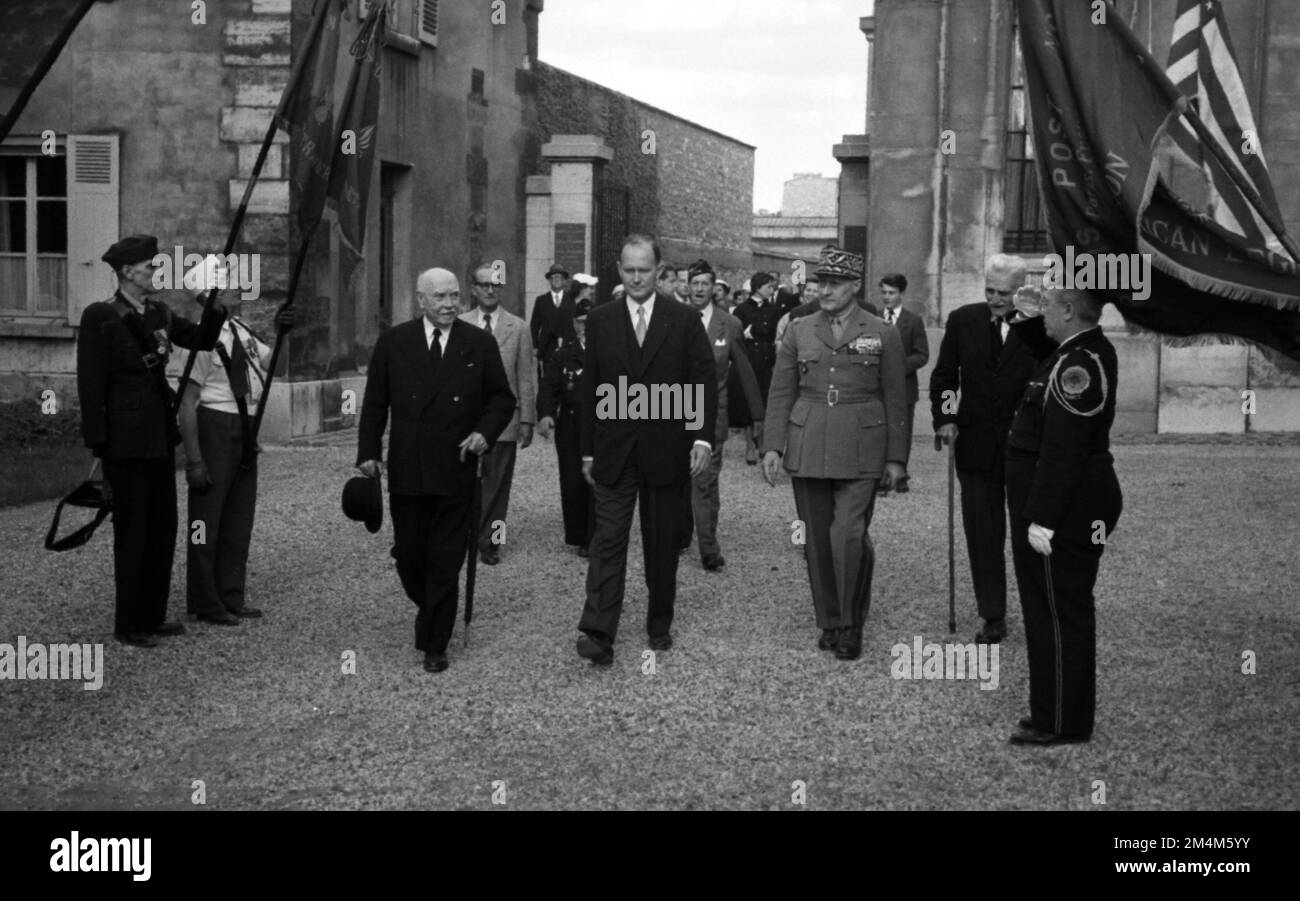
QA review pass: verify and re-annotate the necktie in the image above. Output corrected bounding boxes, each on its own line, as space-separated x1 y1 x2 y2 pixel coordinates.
992 316 1006 349
483 312 493 336
887 309 896 325
831 315 844 343
635 305 647 346
429 327 442 371
228 329 251 399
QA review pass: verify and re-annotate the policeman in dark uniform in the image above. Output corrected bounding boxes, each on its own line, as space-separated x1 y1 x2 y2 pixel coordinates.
536 298 594 555
76 235 227 647
1004 287 1122 745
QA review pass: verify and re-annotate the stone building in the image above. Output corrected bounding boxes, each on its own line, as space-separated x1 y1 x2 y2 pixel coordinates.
781 173 837 218
837 0 1300 433
526 62 755 309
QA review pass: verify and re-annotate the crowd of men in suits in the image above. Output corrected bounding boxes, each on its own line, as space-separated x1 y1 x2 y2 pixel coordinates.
75 231 1121 746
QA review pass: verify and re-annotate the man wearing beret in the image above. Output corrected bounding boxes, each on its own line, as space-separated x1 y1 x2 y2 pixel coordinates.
761 245 907 661
929 253 1037 645
76 235 227 647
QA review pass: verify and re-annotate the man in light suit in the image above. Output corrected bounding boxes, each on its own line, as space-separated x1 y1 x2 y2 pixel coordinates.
576 234 717 665
877 273 930 491
357 267 516 673
681 259 764 571
929 253 1036 645
761 245 907 661
460 262 537 565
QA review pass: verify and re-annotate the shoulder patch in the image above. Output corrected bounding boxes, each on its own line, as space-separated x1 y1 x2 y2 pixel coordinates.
1059 365 1090 398
1046 349 1107 417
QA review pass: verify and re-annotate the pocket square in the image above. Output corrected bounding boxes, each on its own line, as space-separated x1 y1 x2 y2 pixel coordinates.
714 337 727 346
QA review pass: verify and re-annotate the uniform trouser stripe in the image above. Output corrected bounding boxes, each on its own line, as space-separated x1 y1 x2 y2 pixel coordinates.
1042 554 1064 736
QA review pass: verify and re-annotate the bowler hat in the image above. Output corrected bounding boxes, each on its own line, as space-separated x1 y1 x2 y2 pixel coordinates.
342 474 383 533
545 263 570 278
102 234 160 269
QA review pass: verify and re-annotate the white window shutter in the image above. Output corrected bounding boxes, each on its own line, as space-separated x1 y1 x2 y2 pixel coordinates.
66 134 119 324
417 0 438 45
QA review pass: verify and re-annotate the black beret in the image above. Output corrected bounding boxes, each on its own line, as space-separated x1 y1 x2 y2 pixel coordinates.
102 235 160 269
686 259 714 282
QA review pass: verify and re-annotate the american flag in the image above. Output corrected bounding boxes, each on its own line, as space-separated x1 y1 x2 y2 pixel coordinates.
1164 0 1283 250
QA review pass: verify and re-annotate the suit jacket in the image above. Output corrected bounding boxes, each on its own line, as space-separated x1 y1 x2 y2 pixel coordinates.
928 301 1035 471
881 306 930 404
357 317 516 497
580 293 718 487
763 305 907 479
701 303 764 447
77 293 226 459
530 290 567 361
459 306 536 441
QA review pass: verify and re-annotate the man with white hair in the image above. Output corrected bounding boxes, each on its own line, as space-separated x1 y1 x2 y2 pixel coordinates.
356 267 516 673
929 253 1037 645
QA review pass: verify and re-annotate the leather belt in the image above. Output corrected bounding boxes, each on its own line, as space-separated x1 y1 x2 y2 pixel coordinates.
799 388 873 407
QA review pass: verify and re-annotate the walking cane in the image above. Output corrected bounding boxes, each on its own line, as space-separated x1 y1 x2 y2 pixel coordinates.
937 433 956 635
463 454 484 648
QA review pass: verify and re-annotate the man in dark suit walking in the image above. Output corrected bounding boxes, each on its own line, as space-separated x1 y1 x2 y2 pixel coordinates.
530 262 569 369
576 235 717 665
357 267 516 673
77 235 227 648
877 274 930 491
928 254 1035 645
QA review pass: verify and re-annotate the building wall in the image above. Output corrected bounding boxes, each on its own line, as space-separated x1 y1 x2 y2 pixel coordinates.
781 173 838 217
533 62 755 287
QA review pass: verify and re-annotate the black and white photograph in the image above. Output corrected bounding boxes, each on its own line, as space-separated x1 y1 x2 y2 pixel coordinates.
0 0 1295 870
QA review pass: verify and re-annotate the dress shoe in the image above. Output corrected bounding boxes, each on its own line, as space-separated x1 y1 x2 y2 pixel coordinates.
745 449 758 465
480 547 500 565
229 606 262 619
835 625 863 661
577 545 589 558
114 631 159 648
817 629 838 651
702 554 725 571
894 475 910 493
199 612 241 626
1009 726 1090 746
576 633 613 666
974 618 1006 644
423 652 449 673
1018 716 1033 729
148 621 186 636
648 633 673 651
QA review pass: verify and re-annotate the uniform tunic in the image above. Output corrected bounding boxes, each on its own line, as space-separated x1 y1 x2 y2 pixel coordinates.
1005 325 1123 737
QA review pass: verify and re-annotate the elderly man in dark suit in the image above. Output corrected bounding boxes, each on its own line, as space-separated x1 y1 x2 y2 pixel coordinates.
680 259 764 571
761 245 907 660
877 273 930 491
576 235 717 665
929 253 1035 645
530 262 569 368
76 234 227 648
357 267 516 673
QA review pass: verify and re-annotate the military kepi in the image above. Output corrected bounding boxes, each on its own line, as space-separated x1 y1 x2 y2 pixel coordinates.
102 235 160 269
814 244 864 280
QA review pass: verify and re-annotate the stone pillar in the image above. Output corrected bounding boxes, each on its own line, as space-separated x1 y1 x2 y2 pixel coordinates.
833 134 871 284
530 134 613 309
524 175 552 326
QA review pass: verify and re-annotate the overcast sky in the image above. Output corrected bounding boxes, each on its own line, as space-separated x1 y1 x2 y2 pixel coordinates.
539 1 874 214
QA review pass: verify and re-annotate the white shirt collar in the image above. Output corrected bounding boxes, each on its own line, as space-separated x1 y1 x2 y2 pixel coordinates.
627 294 655 325
1057 325 1100 351
473 306 500 327
699 302 714 330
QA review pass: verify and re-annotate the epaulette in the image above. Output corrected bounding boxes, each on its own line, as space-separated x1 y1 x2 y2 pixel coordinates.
1045 347 1107 417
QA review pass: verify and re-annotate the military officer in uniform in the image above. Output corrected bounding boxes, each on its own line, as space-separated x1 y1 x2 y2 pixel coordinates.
536 298 595 555
76 235 227 647
761 245 907 660
1004 288 1122 745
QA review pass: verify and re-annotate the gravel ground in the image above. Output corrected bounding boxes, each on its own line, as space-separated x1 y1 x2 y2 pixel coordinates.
1 430 1296 810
